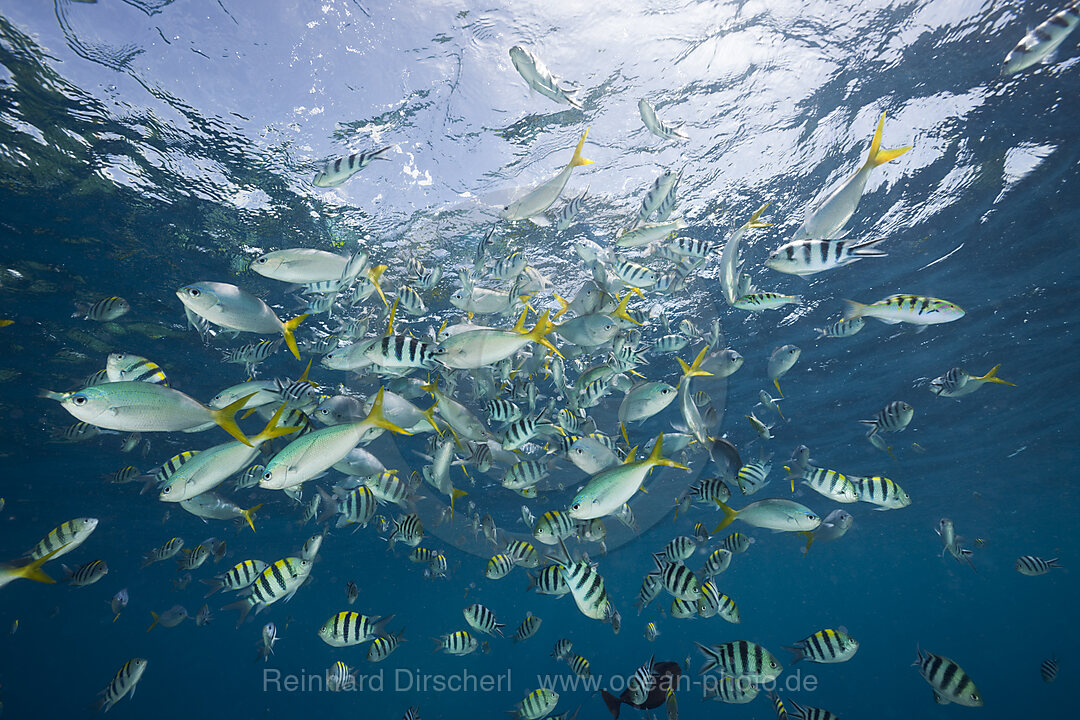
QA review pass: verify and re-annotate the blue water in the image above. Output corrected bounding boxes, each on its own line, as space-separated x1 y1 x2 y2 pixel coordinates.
0 0 1077 718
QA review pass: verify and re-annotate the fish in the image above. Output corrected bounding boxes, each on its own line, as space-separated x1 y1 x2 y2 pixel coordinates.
930 364 1015 397
146 604 188 632
313 146 392 187
435 630 478 655
463 603 504 636
814 317 865 339
318 612 394 647
843 295 965 326
700 548 732 577
645 622 659 641
62 559 108 587
256 622 279 662
601 660 681 718
367 627 406 662
766 237 887 275
861 400 913 437
793 111 911 240
110 588 129 621
513 688 559 719
937 518 975 570
719 203 772 306
733 292 801 312
221 557 313 626
106 353 168 385
513 614 542 642
713 499 821 533
914 646 983 707
26 518 99 561
252 248 366 283
73 296 130 322
702 675 758 704
554 556 613 621
851 475 911 510
785 700 840 720
433 310 560 369
767 345 801 396
554 189 588 231
567 653 591 678
1002 2 1080 74
0 548 64 590
1015 555 1062 576
201 559 268 597
176 281 307 359
800 509 853 554
639 99 689 141
94 658 147 712
785 466 858 503
502 129 593 223
616 220 687 248
196 604 213 626
569 434 689 520
508 45 582 109
327 661 355 692
784 628 859 664
1041 656 1059 683
695 641 783 682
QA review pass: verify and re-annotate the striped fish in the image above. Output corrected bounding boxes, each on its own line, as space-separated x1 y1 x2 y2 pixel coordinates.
50 422 100 443
814 317 865 339
110 466 141 484
503 461 549 491
703 675 758 704
843 294 965 326
153 452 200 488
786 466 859 503
1016 555 1062 576
656 561 701 601
914 647 982 706
665 236 718 259
318 486 378 528
368 335 436 370
505 540 541 569
364 472 414 508
689 477 731 506
222 557 312 626
177 544 211 571
655 170 681 221
491 252 527 281
556 408 585 434
554 189 588 232
784 628 859 664
861 400 913 437
141 537 183 568
63 559 108 586
318 612 393 647
73 295 129 322
234 464 264 491
697 581 739 623
106 353 168 385
222 339 281 371
852 476 911 510
83 369 111 387
627 656 656 704
202 559 268 597
515 688 558 720
409 548 438 564
387 513 423 549
527 565 569 596
464 604 505 636
733 292 801 311
485 398 522 424
639 100 689 142
436 630 478 655
27 518 99 561
635 168 681 225
766 237 886 276
720 533 755 554
769 692 789 719
567 653 590 678
533 511 576 545
735 460 771 496
613 258 658 288
403 706 420 720
367 628 405 662
787 700 840 720
313 146 392 187
701 548 732 577
395 286 427 316
1041 656 1059 683
671 597 697 618
656 536 696 563
557 557 612 621
485 554 516 580
327 661 354 692
502 415 548 451
513 614 542 642
695 640 783 682
1003 1 1080 74
94 658 147 712
551 638 573 659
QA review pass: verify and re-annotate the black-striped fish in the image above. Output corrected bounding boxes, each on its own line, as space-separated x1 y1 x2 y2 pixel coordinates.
656 561 701 601
697 581 739 623
551 638 573 659
368 335 436 370
27 517 99 561
914 646 982 706
554 189 588 232
63 559 108 587
627 656 656 704
720 532 754 554
403 706 421 720
703 675 758 704
766 237 887 276
327 661 354 692
930 364 1015 397
513 688 558 720
556 557 612 621
83 369 111 387
367 628 405 662
852 475 911 509
1041 656 1059 683
1003 1 1080 74
364 472 414 509
222 339 281 372
49 422 100 443
513 614 542 642
639 100 689 142
313 146 392 187
502 414 549 451
843 294 964 326
670 597 696 618
527 565 568 595
140 536 184 568
463 604 505 636
533 511 576 545
202 559 268 597
234 464 264 491
733 292 801 311
107 353 168 385
490 251 527 281
486 398 522 424
735 460 771 495
695 640 783 682
94 658 147 712
701 548 732 577
317 612 394 647
814 317 865 339
1016 555 1062 576
785 466 858 503
503 461 549 491
769 691 789 719
153 451 200 489
567 653 590 677
689 477 731 506
388 513 424 549
395 285 427 316
486 554 515 580
318 486 378 528
222 557 312 626
613 258 658 288
861 400 913 437
110 466 142 484
656 536 696 563
73 296 129 322
786 699 840 720
436 630 478 655
177 544 211 571
784 628 859 664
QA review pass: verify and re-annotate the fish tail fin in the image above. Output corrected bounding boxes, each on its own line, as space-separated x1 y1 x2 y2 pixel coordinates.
782 644 805 664
254 404 302 444
222 597 254 627
1049 558 1062 568
211 393 257 447
421 401 442 436
747 201 773 229
527 311 563 359
799 531 815 555
369 265 390 307
842 299 867 321
451 488 467 517
242 504 262 533
850 237 889 257
146 611 159 633
511 307 529 333
712 501 738 534
569 127 594 168
600 689 622 719
783 465 800 493
281 314 308 360
773 378 783 398
612 292 641 326
38 389 67 402
365 388 413 436
385 297 399 336
865 111 912 168
11 551 59 585
678 347 713 385
973 364 1016 387
552 294 571 320
647 433 689 470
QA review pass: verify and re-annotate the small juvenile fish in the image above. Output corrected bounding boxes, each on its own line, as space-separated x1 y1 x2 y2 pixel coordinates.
784 628 859 664
146 604 188 632
930 364 1015 397
815 317 865 339
861 400 913 437
313 146 392 188
63 559 108 587
94 658 148 712
1002 2 1080 74
513 614 542 643
1015 555 1062 576
554 189 588 232
639 99 689 141
73 296 130 322
914 647 982 707
110 588 129 621
768 345 801 397
1041 656 1059 683
509 45 582 109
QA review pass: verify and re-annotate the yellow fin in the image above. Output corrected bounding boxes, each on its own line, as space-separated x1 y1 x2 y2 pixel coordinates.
365 388 412 436
773 377 783 398
385 297 399 337
421 401 442 436
974 364 1016 387
527 311 563 359
611 292 641 326
623 446 638 464
784 465 795 493
9 547 62 584
799 530 815 555
368 265 389 307
865 111 912 168
242 504 263 533
552 294 571 320
712 501 738 534
678 347 713 385
569 127 593 168
210 393 257 447
281 314 308 360
146 611 159 633
746 201 773 229
646 433 689 470
511 308 529 333
621 422 629 447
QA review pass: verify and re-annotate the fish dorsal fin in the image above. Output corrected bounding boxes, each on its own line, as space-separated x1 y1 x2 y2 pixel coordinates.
511 308 529 334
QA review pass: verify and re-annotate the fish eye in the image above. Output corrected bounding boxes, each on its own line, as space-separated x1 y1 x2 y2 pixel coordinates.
256 257 267 264
72 395 88 406
188 288 200 297
162 486 171 494
262 471 272 480
570 502 581 511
